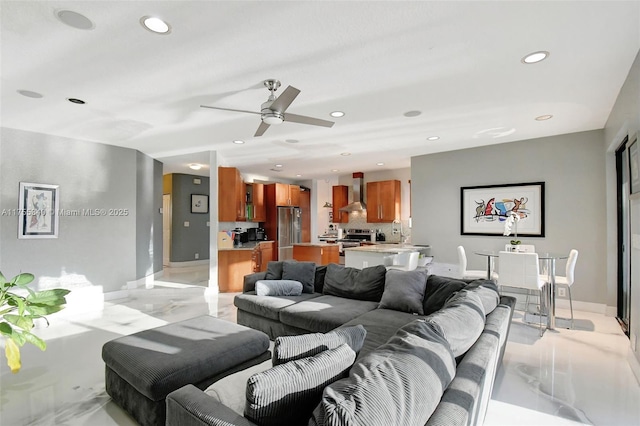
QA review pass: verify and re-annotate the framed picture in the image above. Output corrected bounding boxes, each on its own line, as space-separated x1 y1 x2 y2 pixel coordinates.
461 182 545 237
629 134 640 194
191 194 208 213
18 182 60 239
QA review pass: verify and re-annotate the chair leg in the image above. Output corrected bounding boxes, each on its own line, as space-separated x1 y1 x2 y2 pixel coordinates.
567 285 574 329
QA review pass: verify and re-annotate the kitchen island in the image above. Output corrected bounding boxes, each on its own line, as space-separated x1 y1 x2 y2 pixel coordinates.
218 241 274 292
344 244 431 269
293 243 340 265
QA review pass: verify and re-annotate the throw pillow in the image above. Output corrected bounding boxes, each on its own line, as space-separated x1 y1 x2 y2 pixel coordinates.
424 289 486 357
272 324 367 365
323 263 386 302
245 344 356 426
465 279 500 314
282 261 317 293
255 280 303 296
310 320 456 426
264 261 284 280
314 265 328 293
422 275 467 316
378 268 428 315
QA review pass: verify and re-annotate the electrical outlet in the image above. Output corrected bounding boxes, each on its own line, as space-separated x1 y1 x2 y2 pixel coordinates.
557 287 566 297
195 253 199 259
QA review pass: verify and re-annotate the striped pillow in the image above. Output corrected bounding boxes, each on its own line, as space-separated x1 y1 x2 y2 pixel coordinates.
272 325 367 366
245 343 356 426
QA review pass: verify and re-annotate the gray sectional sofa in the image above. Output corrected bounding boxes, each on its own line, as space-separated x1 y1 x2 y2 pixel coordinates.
166 262 516 426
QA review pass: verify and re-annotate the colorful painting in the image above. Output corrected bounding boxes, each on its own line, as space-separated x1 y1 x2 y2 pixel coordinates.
461 182 545 237
18 182 59 239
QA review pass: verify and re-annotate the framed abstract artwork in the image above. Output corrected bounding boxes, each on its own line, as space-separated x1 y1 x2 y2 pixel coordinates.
191 194 208 213
460 182 545 237
18 182 60 239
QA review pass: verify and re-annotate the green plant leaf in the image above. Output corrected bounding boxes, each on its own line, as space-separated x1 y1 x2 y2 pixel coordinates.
0 322 13 337
5 337 21 373
10 329 26 346
22 331 46 351
26 289 70 306
4 314 34 331
25 304 65 316
12 273 34 287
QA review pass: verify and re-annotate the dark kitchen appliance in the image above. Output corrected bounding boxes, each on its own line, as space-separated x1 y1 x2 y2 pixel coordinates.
247 227 267 241
337 228 375 255
234 228 249 246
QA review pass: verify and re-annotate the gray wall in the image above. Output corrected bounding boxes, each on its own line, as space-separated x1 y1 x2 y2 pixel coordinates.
169 173 210 262
604 49 640 367
411 130 606 305
136 151 163 279
0 127 162 293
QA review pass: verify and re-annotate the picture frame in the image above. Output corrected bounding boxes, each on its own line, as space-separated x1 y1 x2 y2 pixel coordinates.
460 181 545 237
629 134 640 194
191 194 208 214
18 182 60 239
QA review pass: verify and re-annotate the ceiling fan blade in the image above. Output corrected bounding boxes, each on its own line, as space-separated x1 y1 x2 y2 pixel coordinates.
254 121 270 137
284 113 335 128
269 86 300 113
200 105 261 115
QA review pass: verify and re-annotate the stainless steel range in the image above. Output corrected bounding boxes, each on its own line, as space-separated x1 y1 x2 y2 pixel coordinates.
337 228 375 255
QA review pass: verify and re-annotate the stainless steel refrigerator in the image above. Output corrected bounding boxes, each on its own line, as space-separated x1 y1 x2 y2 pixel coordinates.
277 206 302 260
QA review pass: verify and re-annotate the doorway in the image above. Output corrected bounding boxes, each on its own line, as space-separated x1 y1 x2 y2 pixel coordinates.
163 194 172 267
616 136 631 336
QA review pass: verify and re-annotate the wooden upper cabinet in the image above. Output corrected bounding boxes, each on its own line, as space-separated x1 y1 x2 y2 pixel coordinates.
246 182 265 222
332 185 349 223
299 188 311 242
366 180 401 223
273 183 300 206
218 166 246 222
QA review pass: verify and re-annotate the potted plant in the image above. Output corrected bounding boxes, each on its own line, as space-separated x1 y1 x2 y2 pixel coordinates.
503 211 521 250
0 271 70 373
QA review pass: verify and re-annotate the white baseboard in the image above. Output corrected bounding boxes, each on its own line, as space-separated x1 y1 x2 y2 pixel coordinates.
167 260 209 268
554 298 607 315
628 347 640 386
126 270 164 290
104 289 130 301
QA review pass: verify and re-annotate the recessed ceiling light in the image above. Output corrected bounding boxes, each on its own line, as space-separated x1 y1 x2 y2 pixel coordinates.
427 136 440 141
233 140 245 144
296 174 302 177
67 98 85 104
17 90 43 99
330 111 345 118
521 51 549 64
141 16 171 34
189 163 202 170
55 10 94 30
285 139 299 144
376 162 385 166
404 110 422 117
535 114 553 121
331 169 339 172
340 152 351 156
275 164 283 168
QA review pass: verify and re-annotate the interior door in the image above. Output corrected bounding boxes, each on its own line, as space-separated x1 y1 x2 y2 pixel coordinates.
616 136 631 335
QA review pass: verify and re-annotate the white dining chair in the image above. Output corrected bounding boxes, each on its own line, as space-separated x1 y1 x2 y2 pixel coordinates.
387 251 419 271
555 249 579 328
457 246 498 280
498 251 547 335
504 244 536 253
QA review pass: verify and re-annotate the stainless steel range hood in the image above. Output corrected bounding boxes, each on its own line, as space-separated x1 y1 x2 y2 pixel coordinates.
339 172 367 212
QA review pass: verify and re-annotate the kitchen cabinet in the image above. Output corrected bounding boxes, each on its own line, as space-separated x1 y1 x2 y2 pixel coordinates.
299 188 311 242
218 167 246 222
366 180 401 223
271 183 300 206
246 182 265 222
256 241 274 271
218 241 275 292
332 185 349 223
293 243 339 265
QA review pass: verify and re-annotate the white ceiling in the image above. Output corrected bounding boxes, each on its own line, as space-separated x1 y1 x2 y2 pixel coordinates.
2 1 639 180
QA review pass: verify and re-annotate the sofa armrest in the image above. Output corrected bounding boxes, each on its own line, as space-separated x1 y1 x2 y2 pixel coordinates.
166 384 257 426
243 272 267 293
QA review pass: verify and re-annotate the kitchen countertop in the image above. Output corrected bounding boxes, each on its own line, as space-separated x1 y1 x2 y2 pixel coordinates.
294 243 340 247
218 241 274 251
344 244 431 254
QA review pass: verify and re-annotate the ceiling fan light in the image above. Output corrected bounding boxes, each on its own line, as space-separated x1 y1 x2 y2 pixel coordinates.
262 114 283 125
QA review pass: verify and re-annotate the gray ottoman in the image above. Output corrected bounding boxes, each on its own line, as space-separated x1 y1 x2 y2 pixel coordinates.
102 315 270 426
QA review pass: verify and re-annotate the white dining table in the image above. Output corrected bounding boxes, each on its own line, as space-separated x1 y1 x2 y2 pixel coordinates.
474 251 568 330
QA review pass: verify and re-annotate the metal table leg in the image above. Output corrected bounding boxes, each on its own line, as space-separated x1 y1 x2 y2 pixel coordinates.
548 258 556 330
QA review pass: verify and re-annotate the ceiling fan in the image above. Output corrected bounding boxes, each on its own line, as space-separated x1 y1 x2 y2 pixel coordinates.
200 79 335 137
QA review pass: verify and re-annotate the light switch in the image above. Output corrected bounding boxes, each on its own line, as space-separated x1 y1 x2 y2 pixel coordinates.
194 178 201 184
184 221 190 227
206 221 210 227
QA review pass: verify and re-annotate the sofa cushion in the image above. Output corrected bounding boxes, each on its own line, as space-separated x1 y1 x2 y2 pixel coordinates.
423 275 467 315
378 268 428 315
255 280 303 296
314 265 328 293
273 325 367 365
465 279 500 314
322 263 386 302
310 320 456 426
234 292 321 321
424 289 486 358
245 344 356 426
264 261 284 280
282 261 316 293
279 295 379 333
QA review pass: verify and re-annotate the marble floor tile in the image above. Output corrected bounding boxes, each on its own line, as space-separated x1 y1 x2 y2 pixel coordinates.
1 266 639 425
